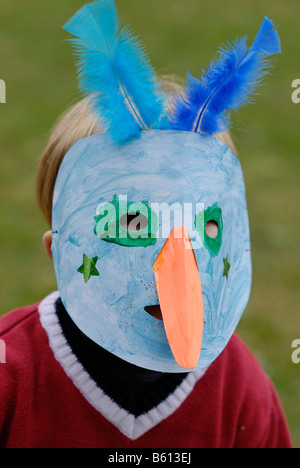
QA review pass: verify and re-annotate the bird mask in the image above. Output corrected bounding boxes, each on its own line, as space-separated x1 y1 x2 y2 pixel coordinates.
51 0 281 372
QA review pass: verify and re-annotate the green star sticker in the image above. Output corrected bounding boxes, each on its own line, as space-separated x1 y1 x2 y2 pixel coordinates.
223 254 231 280
77 254 100 284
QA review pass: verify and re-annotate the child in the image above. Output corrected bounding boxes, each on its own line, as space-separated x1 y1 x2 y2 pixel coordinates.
0 1 293 448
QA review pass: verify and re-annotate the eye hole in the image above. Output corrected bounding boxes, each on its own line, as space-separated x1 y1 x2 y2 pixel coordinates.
205 220 219 239
120 212 149 232
195 203 223 257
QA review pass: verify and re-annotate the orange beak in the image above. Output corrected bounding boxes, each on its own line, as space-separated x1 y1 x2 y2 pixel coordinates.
153 226 203 369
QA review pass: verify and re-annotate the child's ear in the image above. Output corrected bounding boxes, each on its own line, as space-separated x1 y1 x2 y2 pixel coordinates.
43 231 53 260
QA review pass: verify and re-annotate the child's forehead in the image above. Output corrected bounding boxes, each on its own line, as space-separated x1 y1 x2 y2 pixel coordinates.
56 130 242 200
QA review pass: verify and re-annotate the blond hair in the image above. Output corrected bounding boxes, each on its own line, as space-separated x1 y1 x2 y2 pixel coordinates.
36 76 236 226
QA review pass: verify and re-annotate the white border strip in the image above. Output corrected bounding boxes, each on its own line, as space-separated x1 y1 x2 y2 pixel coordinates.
38 291 208 440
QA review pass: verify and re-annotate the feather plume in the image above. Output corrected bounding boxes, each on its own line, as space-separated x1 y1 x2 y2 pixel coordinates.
169 17 281 135
63 0 166 144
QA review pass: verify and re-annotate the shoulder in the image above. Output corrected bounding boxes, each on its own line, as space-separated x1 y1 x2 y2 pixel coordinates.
220 333 269 385
213 333 281 410
200 334 272 397
0 301 41 442
0 297 57 372
0 301 40 337
0 301 46 365
199 333 292 448
0 297 62 447
0 300 47 384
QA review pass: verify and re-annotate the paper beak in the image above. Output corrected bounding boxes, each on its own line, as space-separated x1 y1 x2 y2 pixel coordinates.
153 226 203 369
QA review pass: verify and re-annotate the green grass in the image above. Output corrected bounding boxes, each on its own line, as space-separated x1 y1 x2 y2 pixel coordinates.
0 0 299 447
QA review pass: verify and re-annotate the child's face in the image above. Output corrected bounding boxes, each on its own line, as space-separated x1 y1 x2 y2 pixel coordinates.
50 130 252 372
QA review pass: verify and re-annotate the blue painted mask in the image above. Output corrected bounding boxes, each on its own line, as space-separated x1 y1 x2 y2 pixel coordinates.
52 130 251 372
52 1 280 372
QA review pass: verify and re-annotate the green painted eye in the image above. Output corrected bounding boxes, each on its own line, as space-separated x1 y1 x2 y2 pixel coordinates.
195 203 223 257
94 195 158 247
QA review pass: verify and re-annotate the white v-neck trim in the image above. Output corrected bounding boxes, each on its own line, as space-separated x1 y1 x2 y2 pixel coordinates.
38 291 208 440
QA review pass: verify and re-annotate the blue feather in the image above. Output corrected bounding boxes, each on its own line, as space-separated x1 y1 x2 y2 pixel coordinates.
169 17 281 135
63 0 166 144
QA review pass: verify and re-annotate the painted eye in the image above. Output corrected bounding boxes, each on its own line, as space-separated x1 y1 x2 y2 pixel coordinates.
120 212 149 232
195 203 223 257
94 195 158 248
205 220 219 239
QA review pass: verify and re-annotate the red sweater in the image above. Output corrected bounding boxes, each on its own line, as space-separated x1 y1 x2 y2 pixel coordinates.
0 293 293 448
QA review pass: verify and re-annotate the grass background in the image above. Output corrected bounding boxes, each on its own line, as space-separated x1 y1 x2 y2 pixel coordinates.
0 0 299 447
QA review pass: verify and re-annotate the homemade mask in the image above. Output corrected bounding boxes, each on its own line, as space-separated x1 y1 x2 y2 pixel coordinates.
52 0 281 372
